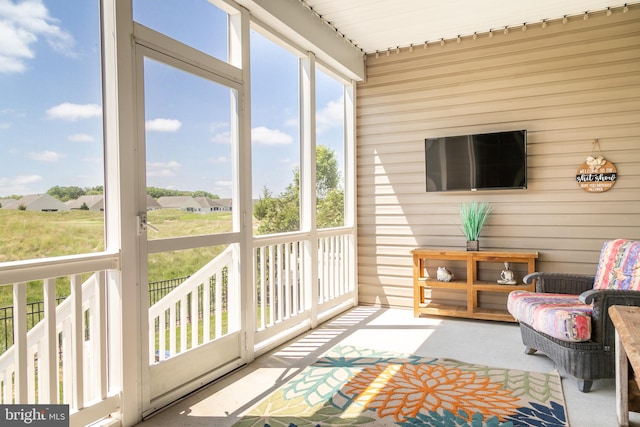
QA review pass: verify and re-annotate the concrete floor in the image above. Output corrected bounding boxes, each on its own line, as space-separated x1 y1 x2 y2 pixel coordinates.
136 306 639 426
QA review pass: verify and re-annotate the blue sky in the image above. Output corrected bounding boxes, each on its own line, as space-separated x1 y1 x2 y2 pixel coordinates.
0 0 345 199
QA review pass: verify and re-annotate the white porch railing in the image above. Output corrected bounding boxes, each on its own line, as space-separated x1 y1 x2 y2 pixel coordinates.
0 227 355 426
0 251 120 426
253 228 356 351
255 238 306 331
318 230 352 306
146 228 355 361
147 245 236 364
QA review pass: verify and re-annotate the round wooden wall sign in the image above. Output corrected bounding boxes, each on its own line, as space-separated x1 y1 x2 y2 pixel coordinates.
576 156 617 193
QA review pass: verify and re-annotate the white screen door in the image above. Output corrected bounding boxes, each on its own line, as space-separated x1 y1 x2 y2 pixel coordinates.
135 41 245 415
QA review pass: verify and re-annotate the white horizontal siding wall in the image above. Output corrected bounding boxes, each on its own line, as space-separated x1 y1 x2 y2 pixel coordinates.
356 9 640 309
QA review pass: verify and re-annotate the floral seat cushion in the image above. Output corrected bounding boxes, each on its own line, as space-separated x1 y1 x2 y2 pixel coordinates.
507 291 592 342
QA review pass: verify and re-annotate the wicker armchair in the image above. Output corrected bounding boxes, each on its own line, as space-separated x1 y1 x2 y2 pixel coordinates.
519 272 640 392
508 239 640 392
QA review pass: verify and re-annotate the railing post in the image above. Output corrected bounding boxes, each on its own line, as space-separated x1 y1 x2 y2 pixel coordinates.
13 282 27 402
71 274 84 409
42 278 58 403
96 271 108 400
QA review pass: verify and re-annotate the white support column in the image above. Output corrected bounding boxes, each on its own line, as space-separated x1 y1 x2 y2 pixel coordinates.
300 54 318 327
229 6 255 363
344 82 358 305
102 0 144 425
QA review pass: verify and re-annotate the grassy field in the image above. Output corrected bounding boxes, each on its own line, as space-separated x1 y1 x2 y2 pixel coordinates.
0 209 234 307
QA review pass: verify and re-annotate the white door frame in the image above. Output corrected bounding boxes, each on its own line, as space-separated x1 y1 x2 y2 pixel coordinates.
132 23 250 416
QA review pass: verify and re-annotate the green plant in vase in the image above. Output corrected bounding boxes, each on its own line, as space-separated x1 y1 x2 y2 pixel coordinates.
460 201 492 251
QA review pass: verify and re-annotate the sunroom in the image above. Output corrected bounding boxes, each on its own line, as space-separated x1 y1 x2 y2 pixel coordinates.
0 1 638 426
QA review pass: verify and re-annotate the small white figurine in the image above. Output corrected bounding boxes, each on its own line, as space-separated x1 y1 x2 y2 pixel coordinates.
498 262 517 285
423 266 430 279
437 267 454 282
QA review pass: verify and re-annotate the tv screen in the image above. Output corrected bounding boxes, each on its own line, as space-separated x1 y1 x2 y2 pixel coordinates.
425 130 527 192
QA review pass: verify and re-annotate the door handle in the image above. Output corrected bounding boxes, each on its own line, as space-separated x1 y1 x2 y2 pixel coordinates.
137 213 159 235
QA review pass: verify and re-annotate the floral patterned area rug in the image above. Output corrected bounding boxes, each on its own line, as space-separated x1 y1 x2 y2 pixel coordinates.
232 345 567 427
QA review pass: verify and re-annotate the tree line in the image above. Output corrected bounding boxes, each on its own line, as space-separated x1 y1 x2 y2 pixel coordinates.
1 186 101 201
3 186 219 203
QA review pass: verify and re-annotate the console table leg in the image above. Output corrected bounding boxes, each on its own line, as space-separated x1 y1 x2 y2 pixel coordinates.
616 329 629 426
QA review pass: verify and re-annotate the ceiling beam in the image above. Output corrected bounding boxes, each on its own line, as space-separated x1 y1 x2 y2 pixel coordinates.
237 0 365 81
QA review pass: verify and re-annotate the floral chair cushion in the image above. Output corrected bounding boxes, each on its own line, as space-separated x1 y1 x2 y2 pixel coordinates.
593 239 640 291
507 291 592 342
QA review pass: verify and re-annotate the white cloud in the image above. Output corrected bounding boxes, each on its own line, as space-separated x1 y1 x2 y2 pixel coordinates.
210 121 231 144
0 19 34 74
13 174 41 184
211 130 231 144
209 121 229 132
281 97 343 135
28 150 64 162
146 118 182 132
147 160 182 177
46 103 101 121
0 174 42 196
0 49 28 73
0 0 75 74
68 133 94 142
252 126 293 145
316 96 344 134
0 122 10 130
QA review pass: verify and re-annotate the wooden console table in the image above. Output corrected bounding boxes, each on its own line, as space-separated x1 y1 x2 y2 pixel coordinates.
412 248 538 322
609 305 640 426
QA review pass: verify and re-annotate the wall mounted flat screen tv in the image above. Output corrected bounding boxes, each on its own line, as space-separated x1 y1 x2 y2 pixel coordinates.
425 130 527 192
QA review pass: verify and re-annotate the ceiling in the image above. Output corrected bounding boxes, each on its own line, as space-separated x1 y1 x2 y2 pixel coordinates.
300 0 635 54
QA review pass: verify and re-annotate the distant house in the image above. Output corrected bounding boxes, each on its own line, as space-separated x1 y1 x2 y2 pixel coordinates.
6 194 70 212
66 195 104 211
146 195 162 211
194 197 216 213
212 198 232 212
194 197 232 213
156 196 201 212
0 199 19 209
